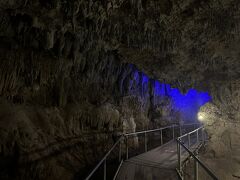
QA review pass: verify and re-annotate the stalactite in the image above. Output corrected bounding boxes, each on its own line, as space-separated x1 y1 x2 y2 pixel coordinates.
0 0 239 179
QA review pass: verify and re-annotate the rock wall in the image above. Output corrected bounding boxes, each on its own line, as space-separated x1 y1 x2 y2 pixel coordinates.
1 0 238 179
0 47 183 179
197 103 240 179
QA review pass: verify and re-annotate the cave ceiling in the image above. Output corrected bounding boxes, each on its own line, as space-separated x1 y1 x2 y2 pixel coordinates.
0 0 240 91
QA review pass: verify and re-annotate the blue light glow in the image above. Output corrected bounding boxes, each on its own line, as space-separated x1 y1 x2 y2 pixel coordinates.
140 73 149 97
153 80 212 122
121 64 211 122
154 81 166 96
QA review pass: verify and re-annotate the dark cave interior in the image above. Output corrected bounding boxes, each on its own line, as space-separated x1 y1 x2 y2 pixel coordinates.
0 0 240 179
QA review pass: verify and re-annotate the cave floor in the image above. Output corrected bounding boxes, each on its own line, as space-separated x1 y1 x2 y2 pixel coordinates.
116 139 199 180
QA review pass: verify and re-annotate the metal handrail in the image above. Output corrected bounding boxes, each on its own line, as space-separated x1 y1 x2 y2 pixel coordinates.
125 125 178 136
176 127 218 180
124 124 181 159
113 160 123 180
178 126 202 139
177 140 218 180
85 123 200 180
85 137 123 180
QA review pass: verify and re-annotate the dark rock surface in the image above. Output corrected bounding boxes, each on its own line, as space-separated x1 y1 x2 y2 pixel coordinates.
0 0 239 179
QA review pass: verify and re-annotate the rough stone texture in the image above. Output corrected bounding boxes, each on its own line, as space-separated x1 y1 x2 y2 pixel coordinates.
0 0 239 179
0 53 181 179
0 12 181 178
196 103 240 179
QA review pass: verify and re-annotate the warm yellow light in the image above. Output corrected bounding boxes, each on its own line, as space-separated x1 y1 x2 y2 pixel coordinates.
198 113 204 121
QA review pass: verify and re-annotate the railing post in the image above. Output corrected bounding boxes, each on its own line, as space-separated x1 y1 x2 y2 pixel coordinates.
177 138 182 173
179 125 182 136
172 126 175 139
196 129 199 144
144 132 147 152
204 128 207 142
119 140 122 162
188 133 191 149
179 138 218 180
160 129 163 145
126 136 128 160
202 128 204 143
194 150 199 180
104 159 107 180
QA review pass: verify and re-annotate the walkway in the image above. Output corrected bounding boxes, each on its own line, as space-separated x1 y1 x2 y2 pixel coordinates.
85 124 209 180
116 138 199 180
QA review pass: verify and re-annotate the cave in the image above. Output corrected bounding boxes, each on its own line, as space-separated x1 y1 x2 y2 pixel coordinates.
0 0 239 180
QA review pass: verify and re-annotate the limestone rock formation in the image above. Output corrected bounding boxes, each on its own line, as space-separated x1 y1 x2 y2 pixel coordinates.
197 103 240 179
0 0 239 179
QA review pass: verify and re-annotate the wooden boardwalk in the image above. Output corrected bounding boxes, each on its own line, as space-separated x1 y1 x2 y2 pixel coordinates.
116 139 198 180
